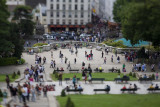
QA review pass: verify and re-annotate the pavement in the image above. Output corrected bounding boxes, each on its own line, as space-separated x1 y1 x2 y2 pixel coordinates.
0 47 160 107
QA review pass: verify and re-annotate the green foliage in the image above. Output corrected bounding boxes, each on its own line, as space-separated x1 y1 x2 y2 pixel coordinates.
0 57 18 66
61 89 66 97
0 89 3 97
152 74 155 80
53 70 56 74
117 69 121 74
12 72 16 79
103 39 127 48
65 97 75 107
55 72 58 79
132 73 136 78
129 72 132 76
17 71 21 76
137 47 148 59
20 58 25 64
33 43 48 47
0 0 14 57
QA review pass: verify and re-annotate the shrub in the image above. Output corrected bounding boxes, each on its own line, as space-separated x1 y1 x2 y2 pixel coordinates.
12 72 16 79
55 72 58 79
129 72 132 76
152 74 155 80
103 39 127 48
33 43 48 47
17 71 21 75
117 69 121 74
0 57 18 66
65 97 75 107
133 73 136 78
53 70 56 74
0 89 3 97
61 89 66 97
20 58 25 64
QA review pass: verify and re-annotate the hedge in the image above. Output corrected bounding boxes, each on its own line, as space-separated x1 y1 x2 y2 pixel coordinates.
0 57 25 66
33 43 48 47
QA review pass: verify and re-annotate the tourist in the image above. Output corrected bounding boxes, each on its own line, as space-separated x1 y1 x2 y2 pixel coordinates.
65 57 68 64
17 85 22 103
35 84 40 100
78 85 82 90
74 58 76 64
155 84 159 89
156 72 159 80
25 73 30 82
104 57 106 64
67 61 71 69
105 85 110 91
43 86 48 97
82 71 85 80
58 72 63 86
129 84 133 89
122 85 126 89
3 89 7 105
117 56 120 63
133 84 137 89
27 85 30 102
111 55 113 62
72 75 76 87
99 66 102 72
31 85 36 102
142 64 146 72
88 72 92 83
151 64 155 72
50 60 53 68
82 62 85 67
29 76 34 86
5 75 10 89
143 74 147 79
53 60 56 68
43 57 46 64
22 84 28 103
149 84 154 89
102 51 104 58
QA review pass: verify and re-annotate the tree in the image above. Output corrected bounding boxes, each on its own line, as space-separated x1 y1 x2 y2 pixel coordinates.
65 97 75 107
9 23 24 58
13 5 35 39
121 0 160 46
0 0 14 57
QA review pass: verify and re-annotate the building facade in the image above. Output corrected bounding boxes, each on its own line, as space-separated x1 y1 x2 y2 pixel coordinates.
6 0 25 5
46 0 92 32
99 0 116 22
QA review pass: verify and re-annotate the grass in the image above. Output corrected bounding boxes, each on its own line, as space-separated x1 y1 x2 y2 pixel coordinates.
57 94 160 107
0 75 20 82
51 73 138 81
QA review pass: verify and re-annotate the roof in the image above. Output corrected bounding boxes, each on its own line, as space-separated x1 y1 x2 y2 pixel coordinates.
25 0 46 8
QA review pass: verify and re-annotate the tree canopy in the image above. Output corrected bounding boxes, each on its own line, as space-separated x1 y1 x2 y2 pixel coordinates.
113 0 160 46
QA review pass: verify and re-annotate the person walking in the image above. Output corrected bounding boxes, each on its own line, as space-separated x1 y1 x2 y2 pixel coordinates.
117 56 120 63
74 58 76 64
65 57 68 64
31 85 36 102
58 72 63 86
53 60 56 68
22 84 28 103
111 55 113 62
72 75 76 87
102 51 104 58
5 75 10 89
3 89 8 105
67 61 71 69
50 60 53 68
156 72 159 80
104 57 107 64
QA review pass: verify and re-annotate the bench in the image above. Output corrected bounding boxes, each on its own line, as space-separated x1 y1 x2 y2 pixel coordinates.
139 78 153 82
121 88 138 93
91 78 105 83
55 70 64 72
64 78 80 83
93 89 110 94
147 88 160 93
82 69 92 72
114 78 130 83
66 89 83 94
94 69 104 72
69 69 79 73
108 68 120 72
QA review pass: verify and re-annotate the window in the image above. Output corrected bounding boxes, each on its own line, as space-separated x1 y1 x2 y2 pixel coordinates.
62 20 65 25
75 12 78 18
68 19 71 25
63 11 65 17
50 4 53 9
57 4 59 10
75 20 78 25
57 0 59 2
69 11 72 18
50 19 53 24
75 5 77 10
80 20 83 25
63 4 66 10
81 0 83 3
69 4 71 10
81 12 83 18
56 19 59 24
69 0 72 2
63 0 65 2
81 5 84 10
51 0 53 2
50 12 53 17
75 0 78 2
57 11 59 17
